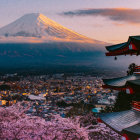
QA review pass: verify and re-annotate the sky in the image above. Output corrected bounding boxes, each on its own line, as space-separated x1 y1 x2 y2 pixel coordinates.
0 0 140 43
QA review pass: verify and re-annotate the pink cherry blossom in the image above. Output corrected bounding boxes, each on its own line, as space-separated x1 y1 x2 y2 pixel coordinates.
0 102 121 140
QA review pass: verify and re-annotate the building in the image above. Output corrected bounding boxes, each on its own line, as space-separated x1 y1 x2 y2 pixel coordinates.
105 36 140 56
100 36 140 140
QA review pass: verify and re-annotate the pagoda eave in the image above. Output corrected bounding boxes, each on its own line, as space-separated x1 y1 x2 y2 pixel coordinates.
105 36 140 56
105 51 139 56
99 110 140 139
122 123 140 137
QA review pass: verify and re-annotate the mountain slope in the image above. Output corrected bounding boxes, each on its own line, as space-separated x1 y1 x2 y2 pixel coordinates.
0 13 113 72
0 13 103 43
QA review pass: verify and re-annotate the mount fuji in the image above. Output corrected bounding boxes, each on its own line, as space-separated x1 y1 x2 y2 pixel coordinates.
0 13 103 44
0 13 117 73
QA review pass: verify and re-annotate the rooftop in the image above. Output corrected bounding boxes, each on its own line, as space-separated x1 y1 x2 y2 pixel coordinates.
105 36 140 56
100 109 140 136
103 74 140 88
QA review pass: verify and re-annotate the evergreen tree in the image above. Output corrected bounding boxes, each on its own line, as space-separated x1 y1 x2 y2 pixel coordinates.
127 63 137 75
113 91 133 112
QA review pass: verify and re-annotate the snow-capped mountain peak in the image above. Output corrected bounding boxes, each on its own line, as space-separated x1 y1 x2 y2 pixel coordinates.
0 13 100 43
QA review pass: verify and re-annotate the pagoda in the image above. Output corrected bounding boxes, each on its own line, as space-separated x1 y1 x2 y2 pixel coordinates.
100 36 140 140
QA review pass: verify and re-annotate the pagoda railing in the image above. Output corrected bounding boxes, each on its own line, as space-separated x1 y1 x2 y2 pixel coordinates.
132 101 140 112
134 66 140 73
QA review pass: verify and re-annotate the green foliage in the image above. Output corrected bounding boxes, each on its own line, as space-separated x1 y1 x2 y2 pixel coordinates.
113 91 133 112
101 106 113 113
66 101 95 117
127 63 137 75
102 91 133 113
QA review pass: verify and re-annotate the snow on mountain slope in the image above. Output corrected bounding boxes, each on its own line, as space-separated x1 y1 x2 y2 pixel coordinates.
0 13 103 43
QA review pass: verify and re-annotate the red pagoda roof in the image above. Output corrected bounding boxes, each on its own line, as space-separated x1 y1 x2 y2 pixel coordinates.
105 36 140 56
103 74 140 93
100 109 140 138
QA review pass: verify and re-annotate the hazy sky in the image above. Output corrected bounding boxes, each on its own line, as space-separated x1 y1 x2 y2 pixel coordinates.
0 0 140 43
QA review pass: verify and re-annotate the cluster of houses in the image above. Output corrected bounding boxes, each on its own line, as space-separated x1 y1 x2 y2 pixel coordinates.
0 74 117 116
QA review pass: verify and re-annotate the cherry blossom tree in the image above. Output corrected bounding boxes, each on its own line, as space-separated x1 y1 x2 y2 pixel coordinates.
78 113 121 140
0 102 121 140
0 102 88 140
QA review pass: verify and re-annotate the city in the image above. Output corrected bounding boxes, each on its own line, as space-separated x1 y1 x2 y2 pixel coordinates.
0 73 117 118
